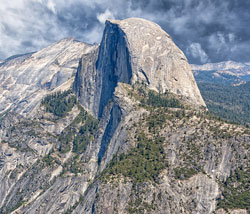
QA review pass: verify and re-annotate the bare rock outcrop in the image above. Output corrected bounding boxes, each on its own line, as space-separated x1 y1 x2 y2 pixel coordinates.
1 18 248 214
74 18 205 118
0 38 95 117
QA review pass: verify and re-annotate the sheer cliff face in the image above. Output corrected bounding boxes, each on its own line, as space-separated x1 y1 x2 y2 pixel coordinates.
74 18 205 118
74 21 133 118
1 18 248 214
109 18 205 106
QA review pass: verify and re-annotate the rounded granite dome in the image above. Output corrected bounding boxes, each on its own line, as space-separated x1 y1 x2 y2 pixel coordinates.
74 17 206 118
105 18 206 107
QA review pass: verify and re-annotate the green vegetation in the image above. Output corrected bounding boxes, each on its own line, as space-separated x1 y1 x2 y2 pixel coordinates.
56 105 98 154
198 82 250 126
61 155 85 175
104 131 167 183
58 131 73 153
42 153 60 167
147 109 167 133
6 199 25 213
102 87 186 184
73 112 98 154
42 154 55 166
41 89 77 117
1 195 25 214
194 70 243 85
103 99 171 184
217 167 250 211
140 89 183 109
40 89 99 175
65 195 84 214
174 167 199 180
127 189 157 213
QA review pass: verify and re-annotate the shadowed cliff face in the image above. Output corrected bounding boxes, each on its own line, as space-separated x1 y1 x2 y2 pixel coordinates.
97 103 122 164
74 21 133 118
96 21 133 118
74 18 205 119
2 18 248 214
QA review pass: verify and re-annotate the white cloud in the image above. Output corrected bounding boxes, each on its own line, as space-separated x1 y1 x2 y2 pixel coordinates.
187 43 209 63
208 32 228 53
0 0 65 59
228 33 235 43
217 32 226 44
97 9 115 24
31 0 56 13
0 0 248 63
83 25 103 44
47 0 56 14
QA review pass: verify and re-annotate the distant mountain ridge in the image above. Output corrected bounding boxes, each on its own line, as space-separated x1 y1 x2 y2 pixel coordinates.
191 61 250 85
191 61 250 71
191 60 250 126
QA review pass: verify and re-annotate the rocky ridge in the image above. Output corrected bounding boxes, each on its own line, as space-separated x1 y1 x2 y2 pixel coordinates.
0 18 249 214
74 18 205 119
0 38 95 117
191 61 250 85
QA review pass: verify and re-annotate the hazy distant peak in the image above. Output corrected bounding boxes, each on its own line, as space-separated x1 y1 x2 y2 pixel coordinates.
191 61 250 71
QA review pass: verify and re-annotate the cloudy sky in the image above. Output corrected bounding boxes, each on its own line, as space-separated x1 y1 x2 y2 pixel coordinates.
0 0 250 64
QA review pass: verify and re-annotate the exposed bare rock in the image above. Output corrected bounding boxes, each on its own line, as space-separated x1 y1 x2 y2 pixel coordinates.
0 18 249 214
74 18 205 118
73 45 100 117
0 38 95 117
108 18 205 106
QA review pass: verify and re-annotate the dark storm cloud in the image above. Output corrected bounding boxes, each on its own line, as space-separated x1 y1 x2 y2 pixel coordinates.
0 0 250 64
127 0 250 64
